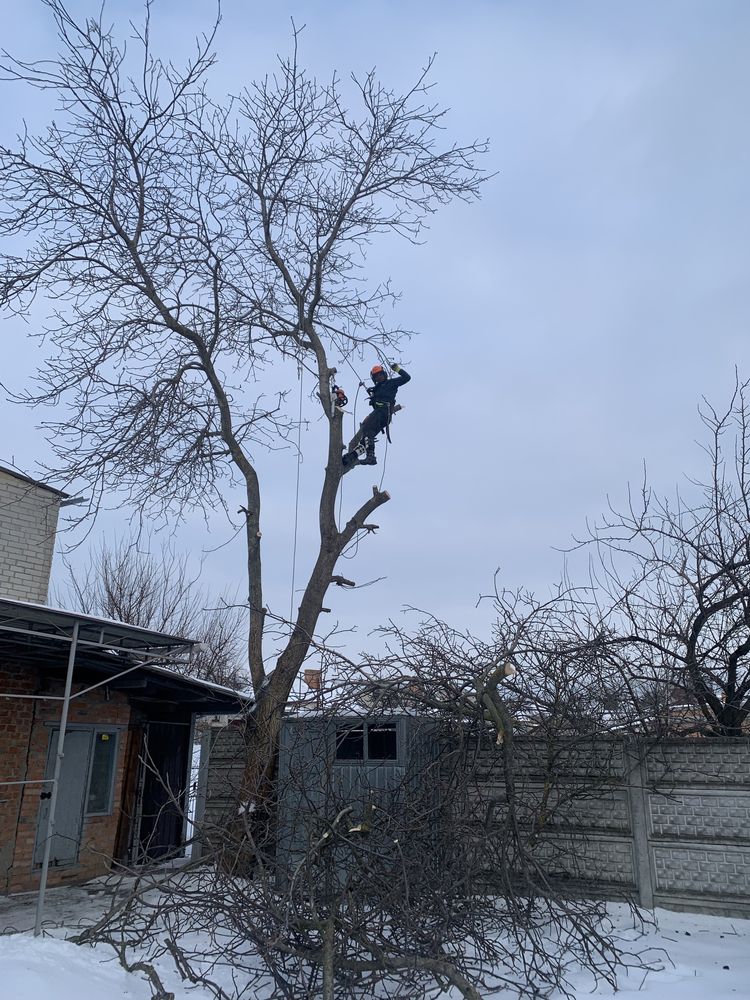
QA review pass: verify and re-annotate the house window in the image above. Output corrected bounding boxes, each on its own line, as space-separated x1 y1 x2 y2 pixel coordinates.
367 725 398 760
336 725 365 760
335 723 398 762
85 731 118 814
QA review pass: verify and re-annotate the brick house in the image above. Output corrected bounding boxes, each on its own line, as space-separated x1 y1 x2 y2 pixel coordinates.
0 466 247 893
0 465 66 603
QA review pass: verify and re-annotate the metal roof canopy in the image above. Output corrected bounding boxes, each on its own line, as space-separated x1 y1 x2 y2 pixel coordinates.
0 596 195 655
0 597 249 935
0 596 250 709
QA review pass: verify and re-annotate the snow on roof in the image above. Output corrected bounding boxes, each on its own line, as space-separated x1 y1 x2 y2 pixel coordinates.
0 594 196 649
141 660 252 701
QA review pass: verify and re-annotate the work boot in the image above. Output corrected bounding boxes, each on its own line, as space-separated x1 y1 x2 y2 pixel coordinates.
342 452 358 468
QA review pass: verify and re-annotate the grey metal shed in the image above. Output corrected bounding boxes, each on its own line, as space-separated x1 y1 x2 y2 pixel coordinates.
275 713 443 871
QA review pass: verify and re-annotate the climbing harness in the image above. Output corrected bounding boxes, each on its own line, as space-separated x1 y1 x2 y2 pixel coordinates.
339 358 406 470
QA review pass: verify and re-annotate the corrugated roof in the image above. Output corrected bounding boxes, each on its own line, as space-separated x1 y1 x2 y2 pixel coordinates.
0 595 195 653
0 596 251 711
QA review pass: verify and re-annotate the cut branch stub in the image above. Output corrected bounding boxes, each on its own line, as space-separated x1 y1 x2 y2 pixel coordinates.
477 661 516 745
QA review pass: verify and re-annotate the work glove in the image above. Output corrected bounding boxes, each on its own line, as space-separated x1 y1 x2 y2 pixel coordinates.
391 362 401 373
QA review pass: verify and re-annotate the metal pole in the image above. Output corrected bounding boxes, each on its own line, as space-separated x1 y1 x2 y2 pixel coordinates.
34 621 79 936
182 712 197 855
192 727 212 861
0 779 54 787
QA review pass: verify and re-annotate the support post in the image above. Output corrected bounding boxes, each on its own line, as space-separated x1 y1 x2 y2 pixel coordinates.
191 727 213 860
625 738 655 910
34 621 80 936
182 713 197 855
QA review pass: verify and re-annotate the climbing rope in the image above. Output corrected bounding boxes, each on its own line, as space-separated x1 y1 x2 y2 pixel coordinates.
289 363 304 625
336 368 363 532
334 346 392 547
337 452 345 530
378 432 389 492
337 345 367 386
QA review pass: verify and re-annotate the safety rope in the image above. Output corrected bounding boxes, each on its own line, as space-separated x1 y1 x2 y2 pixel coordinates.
335 347 392 548
289 363 304 625
340 425 385 563
337 369 363 532
338 347 367 386
379 432 389 492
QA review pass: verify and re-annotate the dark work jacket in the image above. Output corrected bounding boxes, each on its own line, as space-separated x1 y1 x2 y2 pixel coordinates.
368 368 411 410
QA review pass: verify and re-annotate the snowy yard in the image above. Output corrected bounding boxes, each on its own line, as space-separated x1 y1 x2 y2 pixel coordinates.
1 934 153 1000
0 881 747 1000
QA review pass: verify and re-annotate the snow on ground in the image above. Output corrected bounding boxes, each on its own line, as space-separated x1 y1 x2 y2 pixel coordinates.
0 884 748 999
0 870 186 935
558 905 748 999
0 933 154 1000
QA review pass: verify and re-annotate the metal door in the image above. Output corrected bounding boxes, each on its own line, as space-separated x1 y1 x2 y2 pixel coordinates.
34 729 92 867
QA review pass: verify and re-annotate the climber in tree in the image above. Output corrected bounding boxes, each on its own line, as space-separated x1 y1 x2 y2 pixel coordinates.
342 363 411 468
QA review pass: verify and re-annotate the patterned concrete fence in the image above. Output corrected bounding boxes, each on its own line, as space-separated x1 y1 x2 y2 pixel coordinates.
195 724 750 917
638 739 750 914
467 735 750 916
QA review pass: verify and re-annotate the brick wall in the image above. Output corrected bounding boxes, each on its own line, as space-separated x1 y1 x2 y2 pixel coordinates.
0 469 62 603
0 663 133 893
0 668 36 888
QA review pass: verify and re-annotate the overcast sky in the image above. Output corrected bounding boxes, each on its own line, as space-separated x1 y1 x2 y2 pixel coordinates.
1 1 749 665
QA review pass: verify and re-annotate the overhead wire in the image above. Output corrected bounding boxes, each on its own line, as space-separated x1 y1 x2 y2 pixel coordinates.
289 361 304 625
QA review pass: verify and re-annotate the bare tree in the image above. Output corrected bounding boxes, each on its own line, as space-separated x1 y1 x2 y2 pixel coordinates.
0 1 486 801
56 535 246 687
74 620 648 1000
581 379 750 736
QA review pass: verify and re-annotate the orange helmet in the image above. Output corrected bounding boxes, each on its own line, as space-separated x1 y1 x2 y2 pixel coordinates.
370 365 387 383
